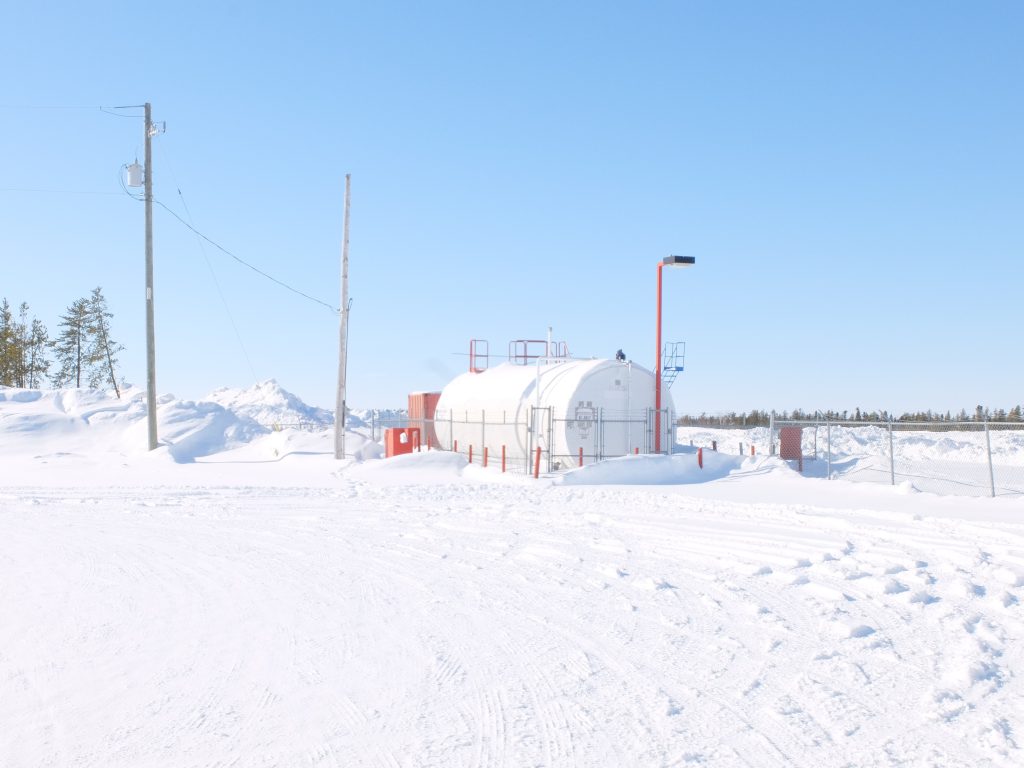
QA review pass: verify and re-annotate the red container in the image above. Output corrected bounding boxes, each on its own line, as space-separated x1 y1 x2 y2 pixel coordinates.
408 392 441 449
385 427 421 458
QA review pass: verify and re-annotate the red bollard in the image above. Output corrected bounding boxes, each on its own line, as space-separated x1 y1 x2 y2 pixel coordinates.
751 445 755 456
634 447 639 455
533 446 541 478
483 447 488 468
698 447 704 469
454 439 458 454
469 445 473 465
502 445 506 473
579 446 584 467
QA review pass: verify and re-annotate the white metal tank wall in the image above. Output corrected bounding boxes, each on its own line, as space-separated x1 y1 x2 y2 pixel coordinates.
433 359 675 468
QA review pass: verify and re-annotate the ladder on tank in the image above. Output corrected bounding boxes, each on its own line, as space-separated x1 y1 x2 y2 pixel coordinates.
661 342 686 388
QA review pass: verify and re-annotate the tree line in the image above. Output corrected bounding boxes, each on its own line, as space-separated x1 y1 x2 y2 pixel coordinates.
0 288 124 397
678 405 1024 427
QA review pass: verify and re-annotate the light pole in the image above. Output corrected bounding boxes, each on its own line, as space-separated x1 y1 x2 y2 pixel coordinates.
655 254 695 453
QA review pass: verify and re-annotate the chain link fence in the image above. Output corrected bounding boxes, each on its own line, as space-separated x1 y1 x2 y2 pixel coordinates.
363 411 1024 496
366 407 672 475
767 419 1024 498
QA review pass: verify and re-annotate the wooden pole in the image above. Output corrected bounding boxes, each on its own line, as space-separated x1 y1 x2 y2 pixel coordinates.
334 174 351 459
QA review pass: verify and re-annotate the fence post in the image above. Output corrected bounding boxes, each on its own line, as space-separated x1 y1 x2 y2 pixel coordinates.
985 421 996 498
712 440 717 452
739 442 743 455
548 407 554 473
827 421 832 480
698 447 703 469
527 406 534 474
481 410 486 460
889 418 895 486
579 446 583 467
454 439 458 454
751 444 755 456
502 444 506 473
534 445 541 478
769 411 775 455
483 446 488 468
469 445 473 465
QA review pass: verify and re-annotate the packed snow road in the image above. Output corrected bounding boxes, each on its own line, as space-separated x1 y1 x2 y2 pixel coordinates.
2 463 1022 767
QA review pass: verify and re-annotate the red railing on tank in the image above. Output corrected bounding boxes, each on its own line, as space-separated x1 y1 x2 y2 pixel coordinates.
469 339 489 373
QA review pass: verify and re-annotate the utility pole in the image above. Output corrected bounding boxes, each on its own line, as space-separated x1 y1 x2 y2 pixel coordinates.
122 102 162 449
144 102 158 451
335 174 351 459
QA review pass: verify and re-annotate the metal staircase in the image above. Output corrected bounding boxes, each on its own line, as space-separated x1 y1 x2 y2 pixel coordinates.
661 342 686 388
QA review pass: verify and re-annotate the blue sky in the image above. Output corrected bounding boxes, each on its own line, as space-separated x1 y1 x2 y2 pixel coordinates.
2 1 1021 414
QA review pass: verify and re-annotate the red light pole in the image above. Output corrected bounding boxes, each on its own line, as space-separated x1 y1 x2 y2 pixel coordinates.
655 255 696 453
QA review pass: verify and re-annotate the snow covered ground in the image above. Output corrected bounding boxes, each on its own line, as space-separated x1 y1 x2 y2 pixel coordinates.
1 384 1022 766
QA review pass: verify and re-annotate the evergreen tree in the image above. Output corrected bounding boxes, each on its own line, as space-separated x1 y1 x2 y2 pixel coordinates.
51 298 91 387
11 302 31 387
86 287 123 397
25 317 49 388
0 298 13 386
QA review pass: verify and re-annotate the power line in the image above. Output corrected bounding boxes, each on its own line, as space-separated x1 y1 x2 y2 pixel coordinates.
117 161 336 313
174 186 261 385
0 104 144 118
150 199 339 313
0 187 121 196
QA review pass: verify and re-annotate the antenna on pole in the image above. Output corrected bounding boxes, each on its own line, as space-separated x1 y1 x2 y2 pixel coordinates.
335 174 351 459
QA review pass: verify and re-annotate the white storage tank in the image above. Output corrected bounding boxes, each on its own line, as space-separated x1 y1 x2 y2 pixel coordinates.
434 358 675 470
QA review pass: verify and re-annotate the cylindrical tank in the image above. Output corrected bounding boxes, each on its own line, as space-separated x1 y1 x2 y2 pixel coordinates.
434 359 674 469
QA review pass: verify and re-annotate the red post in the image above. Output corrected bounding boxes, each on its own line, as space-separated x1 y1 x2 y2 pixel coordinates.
533 446 541 478
578 446 583 467
502 445 506 473
634 447 639 455
469 445 473 465
751 445 755 456
483 447 488 468
454 439 458 454
698 447 703 469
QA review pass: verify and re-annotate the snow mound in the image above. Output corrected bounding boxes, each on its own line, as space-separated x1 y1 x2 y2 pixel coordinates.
0 383 363 466
204 379 333 429
347 407 407 430
344 450 468 485
556 449 749 485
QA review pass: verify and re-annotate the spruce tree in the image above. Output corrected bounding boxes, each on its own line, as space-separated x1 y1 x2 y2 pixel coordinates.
86 287 123 397
0 299 13 386
51 297 91 388
25 318 49 388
